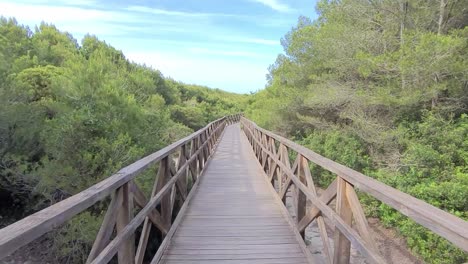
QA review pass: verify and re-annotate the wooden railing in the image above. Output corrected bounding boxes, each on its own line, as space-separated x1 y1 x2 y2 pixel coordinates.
241 117 468 264
0 114 242 263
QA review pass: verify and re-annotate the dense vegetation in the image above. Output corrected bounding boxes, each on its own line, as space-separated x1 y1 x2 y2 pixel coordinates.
0 17 246 262
245 0 467 263
1 0 467 262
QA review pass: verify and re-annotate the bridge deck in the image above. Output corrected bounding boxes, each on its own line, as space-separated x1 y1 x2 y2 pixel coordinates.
159 124 311 264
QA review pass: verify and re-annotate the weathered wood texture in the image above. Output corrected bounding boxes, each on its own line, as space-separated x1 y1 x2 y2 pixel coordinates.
0 114 242 262
241 117 468 264
158 124 312 264
1 112 467 264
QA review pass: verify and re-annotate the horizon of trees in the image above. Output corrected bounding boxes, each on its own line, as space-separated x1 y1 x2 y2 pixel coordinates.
0 17 247 262
1 0 468 261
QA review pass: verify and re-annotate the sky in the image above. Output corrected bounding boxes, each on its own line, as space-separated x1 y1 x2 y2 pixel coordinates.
0 0 318 94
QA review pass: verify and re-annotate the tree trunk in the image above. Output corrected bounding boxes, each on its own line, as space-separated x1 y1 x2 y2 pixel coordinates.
400 1 408 91
438 0 448 35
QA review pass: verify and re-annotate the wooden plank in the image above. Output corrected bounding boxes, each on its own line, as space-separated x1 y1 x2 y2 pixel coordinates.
131 182 169 234
170 237 298 245
166 244 302 250
278 157 299 201
116 183 135 264
161 253 303 260
188 139 198 182
90 162 188 264
296 155 307 236
86 189 122 263
90 125 226 264
300 158 333 264
149 125 226 264
166 248 303 255
159 124 310 264
150 173 201 264
0 116 228 259
246 139 316 264
333 177 353 264
242 122 387 264
161 258 307 264
346 183 379 254
241 117 468 252
197 135 204 172
177 145 188 198
157 157 172 227
297 179 337 232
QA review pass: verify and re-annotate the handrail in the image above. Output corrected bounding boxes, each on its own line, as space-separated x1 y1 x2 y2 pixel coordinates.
0 113 242 262
240 117 468 264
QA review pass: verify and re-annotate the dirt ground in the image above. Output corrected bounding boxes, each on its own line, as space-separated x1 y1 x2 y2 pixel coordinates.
284 189 423 264
303 216 423 264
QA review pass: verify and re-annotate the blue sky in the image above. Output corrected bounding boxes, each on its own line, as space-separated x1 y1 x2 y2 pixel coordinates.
0 0 318 93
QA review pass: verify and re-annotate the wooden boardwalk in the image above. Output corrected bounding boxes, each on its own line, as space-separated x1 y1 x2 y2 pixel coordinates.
1 115 466 264
159 124 312 264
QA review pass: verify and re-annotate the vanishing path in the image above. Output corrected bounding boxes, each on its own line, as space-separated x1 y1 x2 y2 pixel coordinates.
159 124 312 264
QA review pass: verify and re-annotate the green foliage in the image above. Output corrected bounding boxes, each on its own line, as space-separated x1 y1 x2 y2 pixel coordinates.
53 212 102 263
0 17 246 262
245 1 468 262
299 130 371 186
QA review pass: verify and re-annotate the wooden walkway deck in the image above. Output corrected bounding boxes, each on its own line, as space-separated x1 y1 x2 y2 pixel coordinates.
159 124 312 264
2 115 466 264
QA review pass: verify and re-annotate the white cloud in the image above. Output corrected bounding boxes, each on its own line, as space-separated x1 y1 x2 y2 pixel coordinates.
0 2 137 25
249 0 294 13
223 37 279 46
187 47 269 59
11 0 96 6
126 51 267 93
126 6 238 18
0 1 274 93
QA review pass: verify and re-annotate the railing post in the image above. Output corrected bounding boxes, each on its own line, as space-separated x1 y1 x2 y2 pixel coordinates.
203 131 209 164
333 177 353 264
189 137 199 181
177 145 188 198
159 157 173 227
296 155 307 237
279 144 290 205
267 137 277 184
197 134 204 172
116 182 135 264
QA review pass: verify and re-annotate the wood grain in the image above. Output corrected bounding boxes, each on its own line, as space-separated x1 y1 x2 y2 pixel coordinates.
158 124 311 264
241 117 468 253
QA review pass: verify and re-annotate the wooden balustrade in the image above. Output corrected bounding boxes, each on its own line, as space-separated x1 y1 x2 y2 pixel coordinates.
2 113 465 264
240 117 468 264
0 114 242 263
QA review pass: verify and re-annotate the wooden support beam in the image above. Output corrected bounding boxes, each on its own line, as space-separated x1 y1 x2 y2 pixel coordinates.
279 145 291 204
158 157 172 227
296 155 307 237
197 135 205 172
188 138 198 182
333 177 353 264
241 117 468 253
176 145 188 198
278 156 299 203
116 183 135 264
131 182 169 234
297 179 337 232
135 157 170 264
86 189 122 263
242 122 386 263
346 184 379 254
0 115 229 261
300 158 333 264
